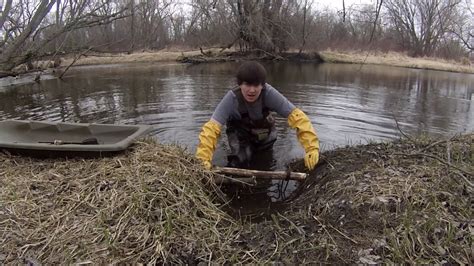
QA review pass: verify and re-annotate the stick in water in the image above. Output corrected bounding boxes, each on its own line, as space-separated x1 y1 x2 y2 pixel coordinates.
214 166 307 181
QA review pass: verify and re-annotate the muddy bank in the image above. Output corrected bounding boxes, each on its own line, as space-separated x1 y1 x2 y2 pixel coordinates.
0 134 472 264
244 134 472 263
178 49 473 74
59 49 323 67
176 50 324 64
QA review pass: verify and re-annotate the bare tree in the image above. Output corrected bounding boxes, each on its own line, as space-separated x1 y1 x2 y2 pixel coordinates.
226 0 303 53
0 0 471 73
384 0 462 57
451 0 473 52
0 0 130 76
130 0 135 51
297 0 314 53
0 0 56 73
184 0 238 49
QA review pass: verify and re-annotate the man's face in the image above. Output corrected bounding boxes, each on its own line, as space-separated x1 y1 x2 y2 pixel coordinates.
240 82 263 103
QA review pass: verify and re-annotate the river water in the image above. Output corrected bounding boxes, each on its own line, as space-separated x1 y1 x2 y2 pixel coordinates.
0 62 472 203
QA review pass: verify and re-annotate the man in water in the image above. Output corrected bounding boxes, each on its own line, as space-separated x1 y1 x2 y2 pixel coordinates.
195 61 319 170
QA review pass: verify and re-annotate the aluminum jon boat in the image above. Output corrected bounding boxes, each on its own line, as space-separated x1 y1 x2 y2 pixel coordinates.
0 120 153 157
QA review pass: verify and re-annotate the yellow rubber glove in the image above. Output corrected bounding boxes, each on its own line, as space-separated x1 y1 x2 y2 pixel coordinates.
288 108 320 170
195 120 221 170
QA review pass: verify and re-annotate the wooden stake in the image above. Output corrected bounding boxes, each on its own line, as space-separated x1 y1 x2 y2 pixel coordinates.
214 167 307 181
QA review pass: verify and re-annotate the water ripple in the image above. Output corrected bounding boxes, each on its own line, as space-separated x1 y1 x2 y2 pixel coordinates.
0 62 472 169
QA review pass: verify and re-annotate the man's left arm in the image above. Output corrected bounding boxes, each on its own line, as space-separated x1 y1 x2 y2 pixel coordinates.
264 84 320 170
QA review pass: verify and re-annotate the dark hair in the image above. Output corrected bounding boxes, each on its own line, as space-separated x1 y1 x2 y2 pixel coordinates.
236 61 267 86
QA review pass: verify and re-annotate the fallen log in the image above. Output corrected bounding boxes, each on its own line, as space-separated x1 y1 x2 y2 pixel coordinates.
214 167 307 181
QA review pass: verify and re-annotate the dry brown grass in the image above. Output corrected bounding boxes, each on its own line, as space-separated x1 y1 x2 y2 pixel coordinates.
60 48 474 74
0 141 252 264
60 50 203 67
242 133 473 264
60 47 230 67
320 50 474 74
1 134 472 264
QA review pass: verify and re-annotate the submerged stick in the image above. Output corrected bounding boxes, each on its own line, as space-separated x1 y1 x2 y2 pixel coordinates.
214 167 307 181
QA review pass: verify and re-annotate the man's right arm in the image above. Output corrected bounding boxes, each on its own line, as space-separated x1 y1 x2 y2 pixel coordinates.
211 91 234 125
195 91 234 169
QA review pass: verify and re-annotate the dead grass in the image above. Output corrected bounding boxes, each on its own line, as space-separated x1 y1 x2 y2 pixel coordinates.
0 141 252 264
320 50 474 74
1 134 472 264
59 48 474 74
60 50 204 67
242 133 473 264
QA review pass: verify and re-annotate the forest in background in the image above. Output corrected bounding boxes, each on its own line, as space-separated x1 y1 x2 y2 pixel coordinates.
0 0 472 75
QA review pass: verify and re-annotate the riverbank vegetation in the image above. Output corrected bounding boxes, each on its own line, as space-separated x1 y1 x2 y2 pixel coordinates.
58 48 474 74
1 134 472 264
319 50 474 73
0 0 472 77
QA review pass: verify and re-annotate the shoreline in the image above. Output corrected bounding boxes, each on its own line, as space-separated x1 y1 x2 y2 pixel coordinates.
1 134 472 263
320 50 474 74
1 49 471 84
57 49 474 74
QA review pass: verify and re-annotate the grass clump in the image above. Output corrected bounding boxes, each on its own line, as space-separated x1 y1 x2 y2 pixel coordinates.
239 133 472 264
0 134 472 264
0 141 249 264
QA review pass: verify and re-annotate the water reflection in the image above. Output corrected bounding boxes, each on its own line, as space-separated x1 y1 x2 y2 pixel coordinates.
0 62 472 171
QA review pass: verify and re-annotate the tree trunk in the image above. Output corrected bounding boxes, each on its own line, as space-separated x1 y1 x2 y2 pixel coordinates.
0 0 56 71
299 0 308 54
130 0 135 51
0 0 13 31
